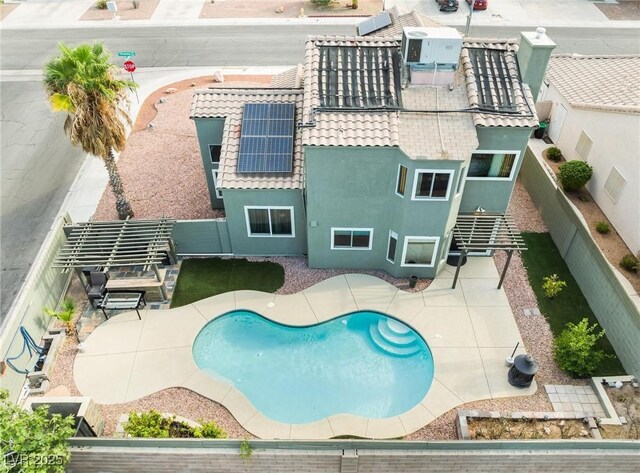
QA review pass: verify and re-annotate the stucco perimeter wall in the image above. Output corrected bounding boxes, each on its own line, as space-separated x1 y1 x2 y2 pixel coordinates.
0 215 72 402
521 148 640 378
67 442 640 472
172 219 232 255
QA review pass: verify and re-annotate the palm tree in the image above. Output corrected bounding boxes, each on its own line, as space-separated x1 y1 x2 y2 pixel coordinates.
43 43 136 219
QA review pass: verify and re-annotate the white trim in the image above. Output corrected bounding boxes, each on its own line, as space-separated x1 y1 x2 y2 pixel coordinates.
211 170 223 199
395 164 408 198
466 150 521 181
411 169 454 201
401 236 440 268
440 231 452 266
455 166 467 197
244 206 295 238
386 230 398 263
330 227 374 250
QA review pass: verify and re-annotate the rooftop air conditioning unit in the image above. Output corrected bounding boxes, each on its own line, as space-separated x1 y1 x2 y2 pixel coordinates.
401 27 463 69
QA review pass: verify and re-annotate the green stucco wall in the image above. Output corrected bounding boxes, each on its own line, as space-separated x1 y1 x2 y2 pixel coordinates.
222 189 307 256
172 220 232 255
305 146 465 278
193 118 226 210
460 127 533 213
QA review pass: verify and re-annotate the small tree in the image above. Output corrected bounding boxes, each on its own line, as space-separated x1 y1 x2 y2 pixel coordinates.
0 389 75 473
542 274 566 299
554 318 609 377
44 297 76 336
558 160 593 191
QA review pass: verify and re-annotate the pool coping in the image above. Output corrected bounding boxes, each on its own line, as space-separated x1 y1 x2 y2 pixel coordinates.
74 258 537 439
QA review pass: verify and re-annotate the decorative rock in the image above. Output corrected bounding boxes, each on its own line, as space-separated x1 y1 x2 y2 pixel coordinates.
275 6 284 13
299 7 305 17
190 82 196 87
543 426 551 434
579 429 589 437
158 97 166 104
147 122 155 129
559 420 566 426
212 71 224 83
165 87 178 94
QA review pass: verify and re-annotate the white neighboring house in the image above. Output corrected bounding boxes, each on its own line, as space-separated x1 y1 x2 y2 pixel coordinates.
540 54 640 255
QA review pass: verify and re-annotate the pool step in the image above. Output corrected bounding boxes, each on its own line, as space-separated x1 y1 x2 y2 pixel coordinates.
376 319 417 346
369 324 421 357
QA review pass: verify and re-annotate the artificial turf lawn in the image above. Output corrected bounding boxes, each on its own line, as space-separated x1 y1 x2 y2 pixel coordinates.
520 232 625 376
170 258 284 308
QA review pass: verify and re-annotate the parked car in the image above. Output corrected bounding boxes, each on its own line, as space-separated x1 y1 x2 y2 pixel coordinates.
466 0 488 10
435 0 459 12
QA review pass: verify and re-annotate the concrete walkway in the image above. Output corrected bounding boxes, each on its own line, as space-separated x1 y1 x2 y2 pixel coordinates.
74 257 535 439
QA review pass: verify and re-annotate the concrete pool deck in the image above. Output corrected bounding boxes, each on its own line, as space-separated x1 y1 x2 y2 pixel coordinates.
74 258 536 439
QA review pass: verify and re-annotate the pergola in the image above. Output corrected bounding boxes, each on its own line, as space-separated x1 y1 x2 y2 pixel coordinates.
451 212 527 289
52 219 176 281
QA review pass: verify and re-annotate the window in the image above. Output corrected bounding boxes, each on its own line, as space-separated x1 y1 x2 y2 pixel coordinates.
467 152 519 179
245 206 294 237
209 145 222 164
396 165 408 197
604 167 625 203
211 170 223 199
387 231 398 263
331 228 373 250
456 167 466 196
411 169 454 200
575 131 593 161
401 237 440 267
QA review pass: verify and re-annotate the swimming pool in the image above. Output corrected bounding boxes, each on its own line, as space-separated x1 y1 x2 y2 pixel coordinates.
192 310 434 424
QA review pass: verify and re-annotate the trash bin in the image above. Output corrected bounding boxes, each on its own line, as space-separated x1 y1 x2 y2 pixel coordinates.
409 275 418 288
534 121 548 139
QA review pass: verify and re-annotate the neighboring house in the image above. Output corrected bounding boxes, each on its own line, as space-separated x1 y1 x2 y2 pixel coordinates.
190 20 556 278
540 55 640 254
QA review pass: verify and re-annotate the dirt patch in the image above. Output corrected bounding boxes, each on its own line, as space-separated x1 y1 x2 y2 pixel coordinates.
595 0 640 21
0 3 19 20
468 418 590 440
81 0 159 21
603 383 640 439
541 151 640 294
200 0 383 19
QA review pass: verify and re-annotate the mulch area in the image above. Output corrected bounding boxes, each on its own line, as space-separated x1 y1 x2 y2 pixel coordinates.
595 0 640 21
81 0 159 21
200 0 383 18
0 3 19 20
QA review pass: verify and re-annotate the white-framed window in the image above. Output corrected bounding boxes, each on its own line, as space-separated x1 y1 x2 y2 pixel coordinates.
396 165 408 197
467 151 520 180
456 166 467 196
387 231 398 263
411 169 454 200
211 170 223 199
244 206 294 237
575 131 593 161
604 167 625 203
209 144 222 164
401 236 440 267
331 228 373 250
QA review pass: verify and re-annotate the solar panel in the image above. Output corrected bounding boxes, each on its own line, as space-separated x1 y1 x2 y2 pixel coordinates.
357 11 392 36
237 103 295 173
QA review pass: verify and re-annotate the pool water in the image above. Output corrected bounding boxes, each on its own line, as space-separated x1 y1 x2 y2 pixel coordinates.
192 310 434 424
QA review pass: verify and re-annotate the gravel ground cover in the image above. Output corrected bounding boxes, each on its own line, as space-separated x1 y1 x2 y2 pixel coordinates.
81 0 160 21
200 0 383 19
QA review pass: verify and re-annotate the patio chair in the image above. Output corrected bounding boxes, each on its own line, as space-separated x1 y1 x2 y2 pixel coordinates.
87 271 108 307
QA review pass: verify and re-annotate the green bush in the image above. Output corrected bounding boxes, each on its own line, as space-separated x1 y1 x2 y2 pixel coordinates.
554 318 610 378
124 410 172 438
132 0 140 8
595 221 610 234
194 420 227 439
546 146 563 162
558 160 593 191
311 0 333 6
620 253 639 273
542 274 567 299
96 0 108 9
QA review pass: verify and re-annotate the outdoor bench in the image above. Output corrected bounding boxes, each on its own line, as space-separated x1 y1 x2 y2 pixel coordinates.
97 291 146 320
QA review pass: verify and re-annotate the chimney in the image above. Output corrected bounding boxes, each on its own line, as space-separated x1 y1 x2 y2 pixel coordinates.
516 27 557 101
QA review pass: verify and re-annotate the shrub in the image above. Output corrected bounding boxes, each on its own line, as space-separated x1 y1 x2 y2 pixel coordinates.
311 0 333 6
558 160 593 191
352 0 359 8
546 146 563 162
132 0 140 8
194 420 227 439
554 318 609 377
620 253 639 273
44 297 76 336
542 274 566 299
595 221 610 234
124 410 171 438
96 0 108 9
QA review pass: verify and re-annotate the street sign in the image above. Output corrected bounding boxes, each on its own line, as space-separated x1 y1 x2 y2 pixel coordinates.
117 51 136 58
123 60 136 73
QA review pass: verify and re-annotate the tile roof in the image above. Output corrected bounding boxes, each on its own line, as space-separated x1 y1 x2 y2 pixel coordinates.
271 65 304 89
373 6 442 38
190 89 304 190
546 55 640 114
302 35 402 148
399 78 478 160
461 39 539 128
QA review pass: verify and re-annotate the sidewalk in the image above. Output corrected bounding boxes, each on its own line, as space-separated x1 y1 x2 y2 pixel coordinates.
2 0 638 28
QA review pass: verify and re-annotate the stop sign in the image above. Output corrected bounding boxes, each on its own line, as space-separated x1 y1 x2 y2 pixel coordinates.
123 60 136 73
